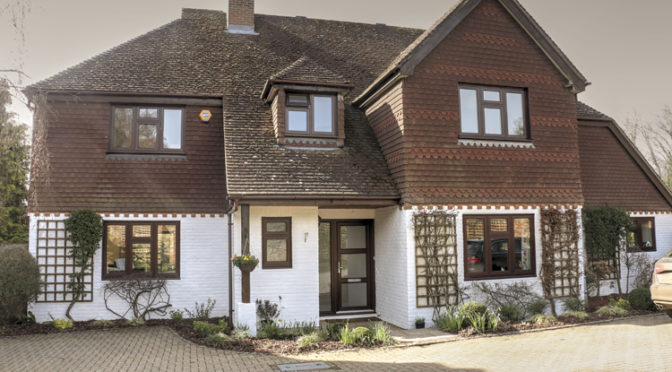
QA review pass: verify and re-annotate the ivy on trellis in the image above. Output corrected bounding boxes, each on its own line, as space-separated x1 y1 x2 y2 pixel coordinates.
413 210 458 320
540 209 580 315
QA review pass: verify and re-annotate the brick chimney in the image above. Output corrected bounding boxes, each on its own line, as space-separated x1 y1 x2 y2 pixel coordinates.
228 0 256 34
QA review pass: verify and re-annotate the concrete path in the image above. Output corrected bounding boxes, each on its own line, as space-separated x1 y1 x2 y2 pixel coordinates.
1 314 670 371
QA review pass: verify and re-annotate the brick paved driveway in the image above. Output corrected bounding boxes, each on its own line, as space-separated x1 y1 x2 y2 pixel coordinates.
1 314 670 371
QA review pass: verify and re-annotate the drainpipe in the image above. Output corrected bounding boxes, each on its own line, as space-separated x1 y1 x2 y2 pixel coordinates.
225 198 241 326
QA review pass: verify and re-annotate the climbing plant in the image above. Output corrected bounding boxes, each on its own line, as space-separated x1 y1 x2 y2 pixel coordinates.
413 209 458 320
583 206 633 296
540 209 580 316
63 210 103 320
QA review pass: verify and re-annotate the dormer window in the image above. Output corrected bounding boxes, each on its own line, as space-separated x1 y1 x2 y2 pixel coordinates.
459 85 528 140
286 94 336 136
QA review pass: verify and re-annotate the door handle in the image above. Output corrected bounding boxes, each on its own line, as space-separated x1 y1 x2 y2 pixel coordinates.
337 262 342 274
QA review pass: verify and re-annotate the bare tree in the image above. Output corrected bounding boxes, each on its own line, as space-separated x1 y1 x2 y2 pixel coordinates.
1 0 32 105
624 107 672 189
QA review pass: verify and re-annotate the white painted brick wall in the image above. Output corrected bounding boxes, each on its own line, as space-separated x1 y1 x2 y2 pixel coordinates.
28 213 229 322
232 206 320 326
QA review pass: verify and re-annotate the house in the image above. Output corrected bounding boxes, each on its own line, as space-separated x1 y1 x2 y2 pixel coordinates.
24 0 672 330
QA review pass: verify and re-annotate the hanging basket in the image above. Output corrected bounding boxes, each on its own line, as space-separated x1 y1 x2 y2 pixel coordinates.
237 261 258 273
232 254 259 273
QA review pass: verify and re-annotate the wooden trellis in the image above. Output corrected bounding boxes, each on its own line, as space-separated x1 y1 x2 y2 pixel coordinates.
540 210 580 305
35 220 93 303
414 211 458 317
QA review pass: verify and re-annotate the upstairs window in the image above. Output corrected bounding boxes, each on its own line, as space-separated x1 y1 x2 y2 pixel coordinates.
628 217 656 252
285 94 336 136
459 85 528 140
111 106 184 153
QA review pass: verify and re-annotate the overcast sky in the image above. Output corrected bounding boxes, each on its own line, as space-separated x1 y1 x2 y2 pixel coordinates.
2 0 671 128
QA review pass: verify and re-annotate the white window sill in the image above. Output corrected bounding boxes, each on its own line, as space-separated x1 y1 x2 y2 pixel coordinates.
458 139 535 149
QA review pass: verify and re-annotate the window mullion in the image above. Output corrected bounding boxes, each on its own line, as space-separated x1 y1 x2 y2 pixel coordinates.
484 216 491 275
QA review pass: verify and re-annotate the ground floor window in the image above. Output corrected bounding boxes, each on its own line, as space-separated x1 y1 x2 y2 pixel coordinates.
262 217 292 269
103 222 180 279
628 217 656 252
463 215 535 280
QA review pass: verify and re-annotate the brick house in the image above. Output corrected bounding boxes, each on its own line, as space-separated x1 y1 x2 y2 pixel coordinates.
25 0 672 330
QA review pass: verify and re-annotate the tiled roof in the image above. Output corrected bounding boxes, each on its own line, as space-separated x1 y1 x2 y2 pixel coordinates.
577 101 612 121
30 11 423 199
270 56 350 86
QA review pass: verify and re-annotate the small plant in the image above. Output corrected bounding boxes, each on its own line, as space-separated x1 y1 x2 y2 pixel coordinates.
460 301 488 316
339 326 370 345
127 317 145 327
628 288 654 311
415 317 425 329
231 253 259 272
184 298 216 320
170 310 184 324
284 320 316 336
563 297 586 312
15 312 36 325
193 320 225 338
231 324 250 339
527 299 549 315
609 298 631 310
256 298 280 323
467 310 500 334
325 321 346 340
205 332 230 344
368 322 392 345
498 304 524 322
53 318 73 330
296 331 322 349
596 305 629 317
91 319 113 327
436 306 466 333
526 314 557 325
559 311 588 320
258 320 283 339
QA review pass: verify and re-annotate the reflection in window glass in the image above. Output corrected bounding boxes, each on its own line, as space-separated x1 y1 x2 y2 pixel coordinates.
341 253 367 278
288 110 308 131
106 225 126 273
138 124 157 149
514 218 531 270
266 222 286 233
113 108 133 148
465 219 485 273
288 94 309 105
132 243 151 273
266 239 287 262
483 90 500 101
340 226 366 249
506 93 525 136
313 96 334 133
163 109 182 149
133 225 151 238
459 89 478 133
139 108 159 118
484 108 502 134
158 225 177 273
490 218 508 232
491 238 508 271
641 220 654 249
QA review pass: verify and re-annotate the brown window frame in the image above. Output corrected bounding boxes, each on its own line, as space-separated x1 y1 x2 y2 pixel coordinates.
285 93 337 137
458 84 530 141
102 221 180 280
109 106 185 154
261 217 293 269
463 215 536 281
628 217 656 252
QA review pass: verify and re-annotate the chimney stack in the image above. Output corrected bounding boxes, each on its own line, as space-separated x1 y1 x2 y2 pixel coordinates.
228 0 256 34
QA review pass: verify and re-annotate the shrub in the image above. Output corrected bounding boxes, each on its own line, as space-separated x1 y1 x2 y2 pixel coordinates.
436 306 466 333
326 321 346 340
231 325 250 339
258 321 282 339
53 318 73 330
498 304 525 322
282 320 316 337
15 311 35 325
460 301 488 317
466 310 500 334
526 314 557 325
0 244 42 323
184 298 216 320
256 299 280 323
205 332 230 344
559 311 588 321
526 299 549 315
91 319 113 327
218 319 230 334
339 326 370 345
628 288 654 311
563 297 586 312
170 310 184 324
193 320 224 338
127 318 145 327
609 298 631 310
296 331 322 349
368 322 392 345
596 305 629 317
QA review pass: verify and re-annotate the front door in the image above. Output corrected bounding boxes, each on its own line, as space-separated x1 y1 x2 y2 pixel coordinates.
319 220 374 314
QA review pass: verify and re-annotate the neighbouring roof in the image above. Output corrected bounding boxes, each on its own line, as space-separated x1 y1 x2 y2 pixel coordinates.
577 103 672 212
29 11 423 200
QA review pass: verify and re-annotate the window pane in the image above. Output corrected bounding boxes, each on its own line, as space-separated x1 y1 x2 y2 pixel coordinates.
514 218 532 270
266 239 287 262
319 222 331 312
483 90 500 102
506 93 525 136
106 225 126 273
138 124 157 149
341 282 367 308
341 253 367 278
459 89 478 133
491 238 509 272
133 225 151 238
158 225 177 273
163 109 182 149
139 108 158 119
113 108 133 148
465 219 485 273
288 110 308 132
266 222 287 233
288 94 308 105
484 108 502 134
340 225 366 249
132 243 151 273
641 219 654 249
313 96 334 133
490 218 508 233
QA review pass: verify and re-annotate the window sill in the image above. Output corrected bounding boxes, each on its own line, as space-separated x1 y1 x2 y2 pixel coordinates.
627 248 656 253
464 273 536 281
105 153 187 161
458 138 535 149
102 275 180 281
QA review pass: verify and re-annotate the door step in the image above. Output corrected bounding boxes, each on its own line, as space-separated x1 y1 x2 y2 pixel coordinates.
320 312 378 321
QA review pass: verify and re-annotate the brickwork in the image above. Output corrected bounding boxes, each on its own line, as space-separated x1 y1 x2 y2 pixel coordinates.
229 0 254 27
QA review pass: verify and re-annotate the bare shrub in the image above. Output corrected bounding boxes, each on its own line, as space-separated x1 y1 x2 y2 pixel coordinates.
103 280 171 320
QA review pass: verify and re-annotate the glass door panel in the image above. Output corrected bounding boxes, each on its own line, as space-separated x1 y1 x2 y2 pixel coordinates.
319 222 331 313
336 221 372 311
